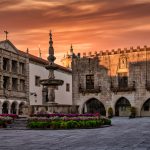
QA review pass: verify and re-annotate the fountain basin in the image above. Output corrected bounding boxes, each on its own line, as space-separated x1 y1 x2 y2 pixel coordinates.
40 79 64 86
45 64 58 70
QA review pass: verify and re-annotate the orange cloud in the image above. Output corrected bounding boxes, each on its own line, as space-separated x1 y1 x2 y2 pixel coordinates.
0 0 150 64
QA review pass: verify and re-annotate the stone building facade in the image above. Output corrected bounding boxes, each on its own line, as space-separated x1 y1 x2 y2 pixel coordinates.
61 45 76 69
72 46 150 116
0 39 78 115
0 40 29 115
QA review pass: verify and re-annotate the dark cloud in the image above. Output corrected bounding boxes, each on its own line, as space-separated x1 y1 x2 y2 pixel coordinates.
0 0 150 63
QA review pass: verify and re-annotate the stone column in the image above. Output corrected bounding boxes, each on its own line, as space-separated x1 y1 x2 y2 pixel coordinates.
16 105 19 115
17 61 19 74
0 103 2 114
9 77 12 91
0 75 3 89
9 58 11 73
84 103 87 113
17 78 20 92
8 104 11 114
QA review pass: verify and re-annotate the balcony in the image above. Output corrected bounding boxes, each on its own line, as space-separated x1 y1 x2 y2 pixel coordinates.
111 81 136 93
79 84 101 95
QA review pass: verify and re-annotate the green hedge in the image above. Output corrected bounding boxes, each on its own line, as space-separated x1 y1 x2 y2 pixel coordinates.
28 119 111 129
0 120 7 128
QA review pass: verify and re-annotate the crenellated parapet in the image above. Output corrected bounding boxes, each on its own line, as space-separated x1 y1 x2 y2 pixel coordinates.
78 45 150 59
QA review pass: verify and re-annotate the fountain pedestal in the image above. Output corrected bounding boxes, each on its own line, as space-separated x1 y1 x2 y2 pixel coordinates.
40 31 64 113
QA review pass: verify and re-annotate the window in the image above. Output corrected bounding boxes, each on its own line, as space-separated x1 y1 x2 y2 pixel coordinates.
12 78 18 91
86 75 94 89
66 83 70 92
3 57 9 71
118 73 128 88
3 76 9 89
20 79 25 91
35 76 40 86
12 60 18 73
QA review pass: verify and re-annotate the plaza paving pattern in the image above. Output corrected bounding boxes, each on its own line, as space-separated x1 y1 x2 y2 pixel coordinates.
0 117 150 150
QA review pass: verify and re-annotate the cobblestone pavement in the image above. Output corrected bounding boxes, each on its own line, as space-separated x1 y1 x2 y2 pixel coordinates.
0 117 150 150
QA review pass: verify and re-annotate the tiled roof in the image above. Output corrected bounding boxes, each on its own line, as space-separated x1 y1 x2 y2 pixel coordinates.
28 53 72 73
18 50 72 73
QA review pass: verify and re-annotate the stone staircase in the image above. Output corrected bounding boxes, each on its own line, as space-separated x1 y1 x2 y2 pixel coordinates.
7 118 28 130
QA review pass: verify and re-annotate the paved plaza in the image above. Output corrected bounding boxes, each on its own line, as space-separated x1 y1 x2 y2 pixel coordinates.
0 117 150 150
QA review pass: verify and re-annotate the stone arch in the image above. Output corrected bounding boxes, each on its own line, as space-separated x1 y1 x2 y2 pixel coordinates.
82 98 106 116
141 98 150 116
2 101 10 114
18 102 25 115
11 101 18 114
115 97 131 116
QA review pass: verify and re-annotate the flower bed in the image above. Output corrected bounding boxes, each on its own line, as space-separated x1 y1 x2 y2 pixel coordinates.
0 116 13 128
28 113 111 129
31 113 100 118
0 114 18 119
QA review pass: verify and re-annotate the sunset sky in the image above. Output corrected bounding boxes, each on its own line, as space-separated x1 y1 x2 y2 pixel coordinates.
0 0 150 64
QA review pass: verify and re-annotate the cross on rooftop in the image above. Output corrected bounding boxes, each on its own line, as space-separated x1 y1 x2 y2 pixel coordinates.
4 30 9 40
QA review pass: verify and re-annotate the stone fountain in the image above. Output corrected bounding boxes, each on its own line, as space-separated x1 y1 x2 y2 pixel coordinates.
40 31 64 107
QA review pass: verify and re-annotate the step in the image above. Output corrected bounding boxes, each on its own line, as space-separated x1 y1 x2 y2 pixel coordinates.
6 118 28 130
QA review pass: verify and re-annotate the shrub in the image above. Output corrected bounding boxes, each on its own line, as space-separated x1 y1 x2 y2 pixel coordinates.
51 121 61 129
129 107 136 118
27 113 111 129
108 107 113 118
28 122 51 128
66 120 78 129
0 120 7 128
28 119 111 129
103 118 111 125
60 122 68 129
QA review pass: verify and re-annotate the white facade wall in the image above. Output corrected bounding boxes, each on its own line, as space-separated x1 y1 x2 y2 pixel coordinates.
29 62 72 106
54 70 72 105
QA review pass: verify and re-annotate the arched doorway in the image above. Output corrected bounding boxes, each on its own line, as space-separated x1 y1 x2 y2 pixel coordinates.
115 97 131 116
83 98 106 116
141 99 150 116
19 102 25 115
11 102 17 114
2 101 9 114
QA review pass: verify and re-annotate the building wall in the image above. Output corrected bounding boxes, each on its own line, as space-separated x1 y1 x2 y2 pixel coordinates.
29 62 47 105
54 70 72 105
72 46 150 116
29 61 72 106
0 41 29 115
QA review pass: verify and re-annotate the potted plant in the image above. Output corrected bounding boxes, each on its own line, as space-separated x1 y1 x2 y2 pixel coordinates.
108 107 113 118
129 107 136 118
